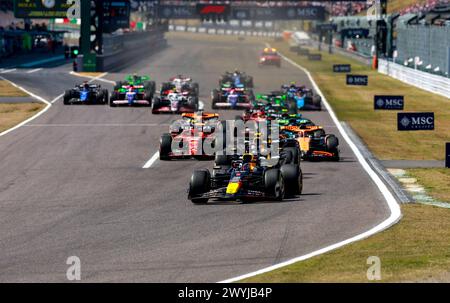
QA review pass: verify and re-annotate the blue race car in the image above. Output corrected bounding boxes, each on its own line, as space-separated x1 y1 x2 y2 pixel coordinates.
281 83 322 111
64 82 109 105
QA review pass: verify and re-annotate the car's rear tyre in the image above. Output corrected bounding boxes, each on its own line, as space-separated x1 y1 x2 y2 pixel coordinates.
326 135 339 150
264 168 284 201
215 154 232 166
281 164 303 197
152 97 162 114
189 169 210 204
211 89 220 110
63 90 71 105
313 95 322 110
109 92 118 107
159 133 172 160
282 147 300 165
102 89 109 104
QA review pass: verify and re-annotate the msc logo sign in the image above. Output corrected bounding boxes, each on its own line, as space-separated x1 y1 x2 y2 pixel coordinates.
346 75 368 86
374 95 404 110
333 64 351 73
398 113 435 131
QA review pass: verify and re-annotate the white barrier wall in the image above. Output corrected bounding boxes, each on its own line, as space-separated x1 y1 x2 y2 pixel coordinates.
378 59 450 99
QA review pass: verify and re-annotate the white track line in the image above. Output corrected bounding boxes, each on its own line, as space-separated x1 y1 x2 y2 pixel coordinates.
70 71 116 85
27 68 43 74
1 68 16 74
218 44 402 283
0 76 51 137
143 152 159 168
50 93 65 104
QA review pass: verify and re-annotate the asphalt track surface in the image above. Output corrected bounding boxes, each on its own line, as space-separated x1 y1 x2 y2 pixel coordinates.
0 35 390 282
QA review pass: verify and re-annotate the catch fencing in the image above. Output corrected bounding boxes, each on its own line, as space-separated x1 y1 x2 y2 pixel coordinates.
396 26 450 77
378 59 450 99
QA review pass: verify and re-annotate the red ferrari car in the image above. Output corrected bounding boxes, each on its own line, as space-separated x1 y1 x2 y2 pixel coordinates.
159 113 220 160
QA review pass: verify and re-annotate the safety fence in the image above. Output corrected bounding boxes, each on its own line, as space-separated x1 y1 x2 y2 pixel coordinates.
378 59 450 99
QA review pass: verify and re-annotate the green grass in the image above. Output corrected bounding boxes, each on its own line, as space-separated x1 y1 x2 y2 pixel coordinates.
0 103 45 133
242 204 450 282
0 80 29 97
271 41 450 160
407 169 450 203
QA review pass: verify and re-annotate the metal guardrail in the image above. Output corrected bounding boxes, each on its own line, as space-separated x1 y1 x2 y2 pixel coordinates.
378 59 450 99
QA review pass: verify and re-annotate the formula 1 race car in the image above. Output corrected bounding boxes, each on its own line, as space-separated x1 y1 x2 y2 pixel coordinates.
63 82 109 105
168 75 199 96
152 83 199 114
114 74 156 93
281 82 322 111
280 125 340 161
188 153 303 204
258 47 281 68
110 74 155 107
159 113 220 160
211 83 255 110
219 70 254 88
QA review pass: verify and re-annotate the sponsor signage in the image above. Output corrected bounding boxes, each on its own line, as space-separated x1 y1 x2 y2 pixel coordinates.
14 0 72 18
446 143 450 168
318 23 337 31
374 95 404 110
196 4 231 16
333 64 351 73
308 53 322 61
297 48 310 56
346 75 368 86
341 28 370 38
232 6 325 21
397 112 435 131
158 5 196 19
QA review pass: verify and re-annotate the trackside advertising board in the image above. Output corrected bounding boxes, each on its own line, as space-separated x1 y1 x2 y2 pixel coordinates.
397 112 435 131
374 96 404 110
333 64 351 73
14 0 72 18
346 75 368 86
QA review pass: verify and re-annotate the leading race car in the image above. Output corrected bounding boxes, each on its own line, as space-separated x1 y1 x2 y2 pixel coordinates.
188 153 303 204
281 82 322 111
159 112 221 160
211 83 255 110
219 70 254 88
63 82 109 105
258 47 281 68
152 83 199 114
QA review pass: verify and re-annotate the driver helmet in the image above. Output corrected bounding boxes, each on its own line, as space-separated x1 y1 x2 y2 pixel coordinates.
242 153 254 164
83 81 89 89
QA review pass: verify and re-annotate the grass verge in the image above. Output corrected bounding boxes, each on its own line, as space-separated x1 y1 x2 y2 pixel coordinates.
0 103 45 133
270 41 450 161
0 80 29 97
407 169 450 203
242 204 450 282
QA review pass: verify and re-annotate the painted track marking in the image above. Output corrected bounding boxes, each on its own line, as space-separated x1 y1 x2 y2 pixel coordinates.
143 152 160 168
27 68 43 74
